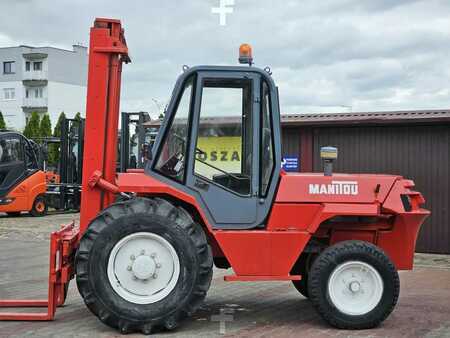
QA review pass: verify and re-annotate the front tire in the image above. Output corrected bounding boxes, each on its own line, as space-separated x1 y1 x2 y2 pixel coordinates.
308 240 399 329
30 195 48 217
75 197 213 334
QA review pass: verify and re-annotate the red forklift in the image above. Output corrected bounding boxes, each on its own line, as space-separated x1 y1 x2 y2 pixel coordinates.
0 18 429 334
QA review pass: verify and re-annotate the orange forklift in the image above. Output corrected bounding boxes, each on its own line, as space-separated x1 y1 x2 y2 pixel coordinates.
0 131 47 216
0 117 84 216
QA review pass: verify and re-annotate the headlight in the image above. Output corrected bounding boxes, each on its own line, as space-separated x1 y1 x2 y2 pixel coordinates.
0 197 15 205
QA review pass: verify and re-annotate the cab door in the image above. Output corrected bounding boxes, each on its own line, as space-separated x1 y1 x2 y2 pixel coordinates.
150 68 281 230
184 71 260 227
0 134 26 197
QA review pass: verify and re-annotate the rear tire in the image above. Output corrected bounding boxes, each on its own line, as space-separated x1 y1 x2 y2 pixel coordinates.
291 253 314 298
308 240 399 329
30 195 48 217
76 197 213 334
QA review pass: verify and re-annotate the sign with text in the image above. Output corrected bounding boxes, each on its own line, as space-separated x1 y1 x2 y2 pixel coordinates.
282 156 299 172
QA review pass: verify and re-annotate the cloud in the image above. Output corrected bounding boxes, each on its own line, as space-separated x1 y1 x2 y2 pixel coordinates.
1 0 449 116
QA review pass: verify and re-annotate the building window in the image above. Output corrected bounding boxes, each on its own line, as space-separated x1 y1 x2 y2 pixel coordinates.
3 88 15 100
3 61 15 74
33 61 42 71
25 89 29 98
25 61 31 71
34 88 43 98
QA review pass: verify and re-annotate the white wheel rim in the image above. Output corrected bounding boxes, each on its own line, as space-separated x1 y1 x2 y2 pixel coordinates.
328 261 383 316
107 232 180 304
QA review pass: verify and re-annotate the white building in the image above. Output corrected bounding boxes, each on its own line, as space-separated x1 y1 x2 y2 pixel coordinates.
0 45 87 131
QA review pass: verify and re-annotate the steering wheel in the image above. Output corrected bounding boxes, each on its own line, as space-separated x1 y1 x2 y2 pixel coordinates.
159 132 204 178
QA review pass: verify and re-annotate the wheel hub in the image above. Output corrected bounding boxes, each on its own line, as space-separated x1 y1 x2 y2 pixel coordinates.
107 232 180 304
328 261 384 316
131 255 157 280
349 280 361 293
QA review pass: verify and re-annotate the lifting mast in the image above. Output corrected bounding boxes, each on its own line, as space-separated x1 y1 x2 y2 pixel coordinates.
0 18 129 321
79 18 130 233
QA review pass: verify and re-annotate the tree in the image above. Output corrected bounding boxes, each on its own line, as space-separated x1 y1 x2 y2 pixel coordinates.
53 112 66 138
0 111 6 129
71 112 82 133
48 112 66 166
39 114 52 138
23 111 41 139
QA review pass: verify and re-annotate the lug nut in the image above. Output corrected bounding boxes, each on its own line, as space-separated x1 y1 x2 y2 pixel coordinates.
153 273 158 279
130 254 136 260
127 265 132 271
156 263 161 268
150 253 157 258
140 249 145 255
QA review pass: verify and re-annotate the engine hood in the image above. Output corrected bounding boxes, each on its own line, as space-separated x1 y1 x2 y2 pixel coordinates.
276 172 401 204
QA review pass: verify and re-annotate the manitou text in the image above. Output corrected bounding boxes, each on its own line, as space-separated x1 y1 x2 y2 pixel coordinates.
309 181 359 195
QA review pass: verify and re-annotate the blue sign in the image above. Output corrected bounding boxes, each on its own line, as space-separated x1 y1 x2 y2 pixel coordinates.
282 156 299 172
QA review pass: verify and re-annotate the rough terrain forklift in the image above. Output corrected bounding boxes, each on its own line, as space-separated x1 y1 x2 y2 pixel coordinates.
0 18 429 334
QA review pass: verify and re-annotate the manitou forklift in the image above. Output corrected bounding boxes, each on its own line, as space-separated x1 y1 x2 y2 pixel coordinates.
0 18 429 334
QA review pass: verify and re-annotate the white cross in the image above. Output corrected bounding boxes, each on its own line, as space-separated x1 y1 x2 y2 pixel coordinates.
211 0 235 26
211 308 234 334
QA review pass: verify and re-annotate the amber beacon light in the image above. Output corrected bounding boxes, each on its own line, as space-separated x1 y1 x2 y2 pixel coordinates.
239 43 253 65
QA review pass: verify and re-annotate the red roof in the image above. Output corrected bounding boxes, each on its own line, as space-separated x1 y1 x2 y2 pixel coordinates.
281 109 450 126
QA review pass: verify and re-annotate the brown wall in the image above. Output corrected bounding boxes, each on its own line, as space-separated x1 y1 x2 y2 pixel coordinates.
282 123 450 254
281 128 300 160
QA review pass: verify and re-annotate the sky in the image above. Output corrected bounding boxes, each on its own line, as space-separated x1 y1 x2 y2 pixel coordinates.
1 0 450 118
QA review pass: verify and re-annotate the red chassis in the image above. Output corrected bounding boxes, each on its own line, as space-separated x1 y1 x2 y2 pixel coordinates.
0 18 429 327
115 170 428 279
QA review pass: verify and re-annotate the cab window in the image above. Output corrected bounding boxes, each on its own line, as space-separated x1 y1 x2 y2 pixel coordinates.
194 78 252 195
260 81 274 196
0 136 23 164
154 76 194 182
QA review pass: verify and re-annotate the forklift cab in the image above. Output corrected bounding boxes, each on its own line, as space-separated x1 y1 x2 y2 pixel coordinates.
148 66 282 229
0 132 38 198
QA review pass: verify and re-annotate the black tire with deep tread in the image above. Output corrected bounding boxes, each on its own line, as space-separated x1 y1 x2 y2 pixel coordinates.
75 197 213 334
291 253 309 298
308 240 399 329
30 194 48 217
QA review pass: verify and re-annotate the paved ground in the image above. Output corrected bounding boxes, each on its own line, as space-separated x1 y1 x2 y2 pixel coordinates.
0 213 450 338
